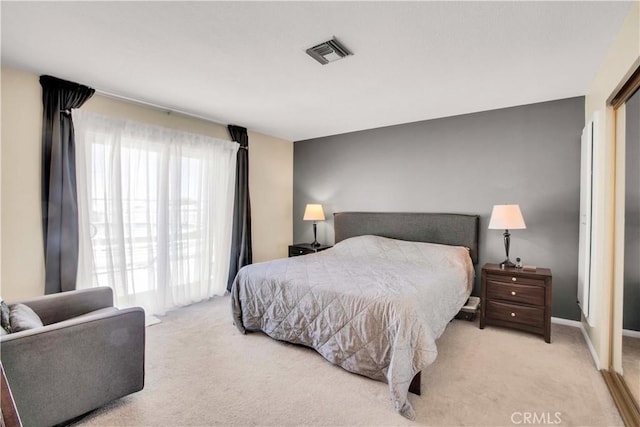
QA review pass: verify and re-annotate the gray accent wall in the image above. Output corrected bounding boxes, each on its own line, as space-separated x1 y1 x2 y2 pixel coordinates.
294 97 584 321
624 89 640 332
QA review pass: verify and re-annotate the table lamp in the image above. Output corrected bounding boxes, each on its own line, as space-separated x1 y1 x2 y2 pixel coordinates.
488 204 526 268
303 204 325 247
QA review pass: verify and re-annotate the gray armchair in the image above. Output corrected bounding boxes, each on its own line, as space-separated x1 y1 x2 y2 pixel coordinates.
0 287 145 427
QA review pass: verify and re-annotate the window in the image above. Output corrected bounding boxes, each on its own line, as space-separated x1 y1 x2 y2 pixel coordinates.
74 111 238 315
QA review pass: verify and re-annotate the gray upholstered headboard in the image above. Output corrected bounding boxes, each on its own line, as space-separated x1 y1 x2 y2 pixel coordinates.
334 212 480 264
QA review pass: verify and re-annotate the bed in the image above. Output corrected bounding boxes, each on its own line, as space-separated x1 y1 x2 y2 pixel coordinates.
231 212 479 419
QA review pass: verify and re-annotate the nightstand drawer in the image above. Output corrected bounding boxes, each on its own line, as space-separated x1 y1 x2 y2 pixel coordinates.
288 244 332 257
485 273 545 287
486 300 545 328
486 280 545 306
289 247 313 257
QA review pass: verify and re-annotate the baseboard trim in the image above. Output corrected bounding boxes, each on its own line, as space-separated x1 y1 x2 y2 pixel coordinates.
551 317 582 328
581 324 602 370
622 329 640 339
550 317 600 369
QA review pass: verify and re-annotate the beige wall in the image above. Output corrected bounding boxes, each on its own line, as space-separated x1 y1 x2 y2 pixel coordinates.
247 131 293 263
1 67 292 302
1 68 45 301
583 2 639 369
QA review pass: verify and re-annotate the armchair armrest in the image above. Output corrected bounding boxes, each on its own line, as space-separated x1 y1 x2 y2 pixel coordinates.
15 287 114 325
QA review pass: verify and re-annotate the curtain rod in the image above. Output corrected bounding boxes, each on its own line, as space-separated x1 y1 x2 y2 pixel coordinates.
93 88 247 149
94 88 225 126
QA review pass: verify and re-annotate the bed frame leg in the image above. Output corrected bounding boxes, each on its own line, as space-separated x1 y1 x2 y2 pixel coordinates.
409 371 421 395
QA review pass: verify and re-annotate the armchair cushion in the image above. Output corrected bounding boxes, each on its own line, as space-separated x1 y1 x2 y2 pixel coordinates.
8 303 43 332
1 300 11 333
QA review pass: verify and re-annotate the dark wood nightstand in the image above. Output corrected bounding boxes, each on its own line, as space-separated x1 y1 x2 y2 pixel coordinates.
288 243 332 257
480 263 552 343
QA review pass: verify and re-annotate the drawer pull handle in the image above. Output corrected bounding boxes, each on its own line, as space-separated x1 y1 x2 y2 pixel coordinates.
511 312 516 317
511 291 516 296
511 277 517 282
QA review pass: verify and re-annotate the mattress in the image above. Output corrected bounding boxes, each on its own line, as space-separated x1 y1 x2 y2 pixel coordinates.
231 234 474 419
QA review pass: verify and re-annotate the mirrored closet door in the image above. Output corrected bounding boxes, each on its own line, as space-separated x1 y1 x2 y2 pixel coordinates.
608 63 640 426
622 80 640 411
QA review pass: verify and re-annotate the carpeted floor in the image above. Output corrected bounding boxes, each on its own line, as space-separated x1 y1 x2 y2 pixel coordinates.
73 296 622 426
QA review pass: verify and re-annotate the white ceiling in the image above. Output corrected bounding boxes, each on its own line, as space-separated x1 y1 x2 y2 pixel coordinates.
1 1 632 141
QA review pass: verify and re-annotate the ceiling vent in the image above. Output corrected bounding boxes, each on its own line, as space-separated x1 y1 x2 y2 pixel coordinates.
306 38 352 65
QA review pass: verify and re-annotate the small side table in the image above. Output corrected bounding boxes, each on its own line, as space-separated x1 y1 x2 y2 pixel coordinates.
288 243 332 257
480 263 552 343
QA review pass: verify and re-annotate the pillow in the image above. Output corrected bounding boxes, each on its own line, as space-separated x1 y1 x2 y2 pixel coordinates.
9 303 44 332
1 300 11 334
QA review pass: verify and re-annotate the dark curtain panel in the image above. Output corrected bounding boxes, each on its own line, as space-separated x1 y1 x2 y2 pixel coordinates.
40 75 95 294
227 125 252 291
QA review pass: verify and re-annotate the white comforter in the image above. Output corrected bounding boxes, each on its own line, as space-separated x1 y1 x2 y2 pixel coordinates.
231 235 474 419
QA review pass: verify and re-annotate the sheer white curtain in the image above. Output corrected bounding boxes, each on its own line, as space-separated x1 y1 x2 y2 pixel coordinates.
74 110 238 315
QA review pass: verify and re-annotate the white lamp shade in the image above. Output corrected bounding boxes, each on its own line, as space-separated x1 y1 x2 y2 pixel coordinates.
303 204 325 221
488 204 526 230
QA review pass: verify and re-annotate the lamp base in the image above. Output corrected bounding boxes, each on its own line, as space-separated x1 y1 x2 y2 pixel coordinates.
310 222 321 247
500 259 516 268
